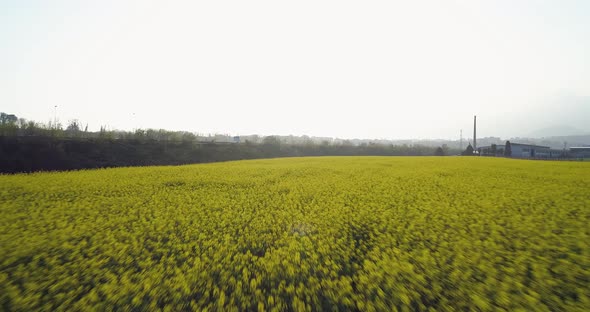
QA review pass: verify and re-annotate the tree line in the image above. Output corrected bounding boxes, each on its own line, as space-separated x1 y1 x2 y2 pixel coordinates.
0 112 458 173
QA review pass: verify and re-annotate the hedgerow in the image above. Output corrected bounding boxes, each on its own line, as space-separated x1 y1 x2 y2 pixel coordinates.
0 157 588 311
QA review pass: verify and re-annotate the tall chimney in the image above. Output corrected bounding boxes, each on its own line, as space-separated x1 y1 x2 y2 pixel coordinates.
473 115 477 151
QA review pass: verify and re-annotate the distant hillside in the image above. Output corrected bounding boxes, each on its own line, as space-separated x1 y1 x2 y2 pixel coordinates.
527 126 588 138
508 135 590 149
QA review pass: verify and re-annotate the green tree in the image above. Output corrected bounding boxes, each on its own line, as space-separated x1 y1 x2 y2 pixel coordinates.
462 144 474 156
504 141 512 157
0 112 19 136
262 136 281 146
66 120 81 136
0 112 18 125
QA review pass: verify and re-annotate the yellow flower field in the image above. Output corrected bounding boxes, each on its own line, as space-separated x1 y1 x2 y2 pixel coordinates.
0 157 588 311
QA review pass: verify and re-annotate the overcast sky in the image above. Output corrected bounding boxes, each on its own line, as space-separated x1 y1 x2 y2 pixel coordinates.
2 0 589 139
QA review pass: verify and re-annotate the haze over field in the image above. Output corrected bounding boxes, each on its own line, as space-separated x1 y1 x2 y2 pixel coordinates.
2 0 589 139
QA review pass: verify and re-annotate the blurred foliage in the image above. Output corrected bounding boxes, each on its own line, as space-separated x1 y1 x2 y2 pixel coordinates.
1 157 589 311
0 112 460 173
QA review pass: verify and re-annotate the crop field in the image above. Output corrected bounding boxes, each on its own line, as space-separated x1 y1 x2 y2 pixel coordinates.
0 157 588 311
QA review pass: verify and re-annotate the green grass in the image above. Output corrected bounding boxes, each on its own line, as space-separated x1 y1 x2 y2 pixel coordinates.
1 157 588 311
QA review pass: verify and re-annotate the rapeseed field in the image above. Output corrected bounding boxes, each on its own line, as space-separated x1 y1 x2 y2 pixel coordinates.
0 157 588 311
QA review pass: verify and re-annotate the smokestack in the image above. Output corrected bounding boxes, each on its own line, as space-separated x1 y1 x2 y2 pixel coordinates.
473 115 477 151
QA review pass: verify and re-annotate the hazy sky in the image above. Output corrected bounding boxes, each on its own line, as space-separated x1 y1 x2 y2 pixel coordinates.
2 0 589 139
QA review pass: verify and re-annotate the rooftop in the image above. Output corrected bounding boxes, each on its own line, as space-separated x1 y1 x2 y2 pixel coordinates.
510 142 550 149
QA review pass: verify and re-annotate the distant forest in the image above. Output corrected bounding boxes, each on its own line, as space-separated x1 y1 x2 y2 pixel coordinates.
0 113 459 173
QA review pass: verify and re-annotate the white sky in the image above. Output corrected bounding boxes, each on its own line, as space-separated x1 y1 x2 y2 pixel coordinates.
1 0 589 139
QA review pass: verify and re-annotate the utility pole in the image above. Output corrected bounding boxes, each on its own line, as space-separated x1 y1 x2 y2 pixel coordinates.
473 115 477 151
460 129 463 151
53 105 58 129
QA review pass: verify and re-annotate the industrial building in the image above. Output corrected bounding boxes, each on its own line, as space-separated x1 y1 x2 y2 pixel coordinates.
508 143 558 158
476 143 563 158
570 147 590 158
468 115 583 159
475 143 590 159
